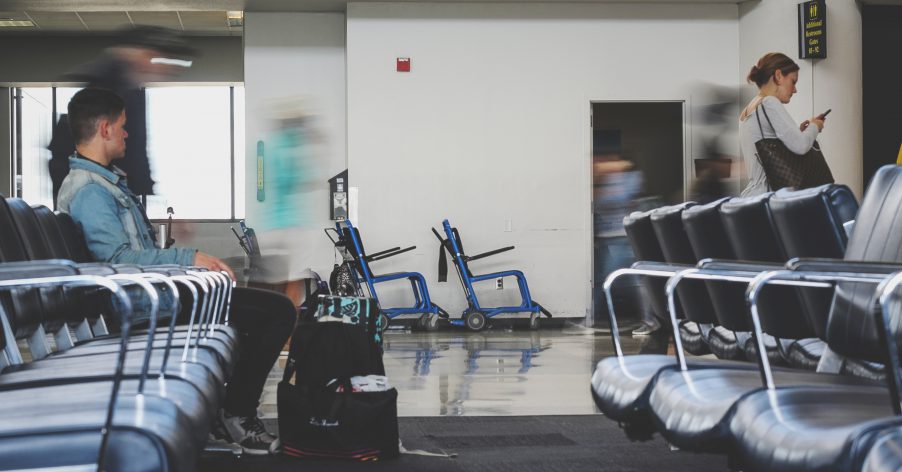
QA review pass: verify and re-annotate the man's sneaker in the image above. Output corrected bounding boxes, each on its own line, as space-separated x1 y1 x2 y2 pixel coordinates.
218 410 279 455
632 323 660 337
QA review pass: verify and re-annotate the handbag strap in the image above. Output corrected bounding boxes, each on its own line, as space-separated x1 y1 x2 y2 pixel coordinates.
754 99 777 137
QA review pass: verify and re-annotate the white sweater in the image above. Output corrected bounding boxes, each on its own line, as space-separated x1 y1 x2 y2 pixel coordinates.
739 95 820 196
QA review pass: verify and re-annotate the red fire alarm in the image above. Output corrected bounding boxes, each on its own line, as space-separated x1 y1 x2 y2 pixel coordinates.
397 57 411 72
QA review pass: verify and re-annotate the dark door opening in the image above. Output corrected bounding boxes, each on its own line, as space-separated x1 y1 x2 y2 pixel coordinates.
590 101 683 329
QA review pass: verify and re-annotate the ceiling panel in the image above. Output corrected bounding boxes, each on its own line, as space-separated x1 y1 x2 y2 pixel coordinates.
0 11 31 20
79 11 132 30
27 11 86 30
127 11 182 30
178 10 228 31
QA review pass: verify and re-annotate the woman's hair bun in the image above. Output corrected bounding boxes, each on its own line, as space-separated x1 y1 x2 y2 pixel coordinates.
746 65 760 84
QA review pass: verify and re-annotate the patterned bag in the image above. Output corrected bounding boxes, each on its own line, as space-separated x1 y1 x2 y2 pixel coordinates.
329 261 363 297
754 106 834 191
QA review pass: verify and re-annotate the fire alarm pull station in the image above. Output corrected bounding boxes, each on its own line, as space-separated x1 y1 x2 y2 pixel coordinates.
397 57 411 72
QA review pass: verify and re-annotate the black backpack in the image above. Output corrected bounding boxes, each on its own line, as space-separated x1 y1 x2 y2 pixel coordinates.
278 296 398 461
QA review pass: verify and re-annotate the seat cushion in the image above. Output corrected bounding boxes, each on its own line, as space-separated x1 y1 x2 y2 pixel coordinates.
729 385 898 471
862 427 902 472
784 338 826 370
0 389 200 471
650 367 881 451
16 347 227 387
591 355 751 436
591 355 675 424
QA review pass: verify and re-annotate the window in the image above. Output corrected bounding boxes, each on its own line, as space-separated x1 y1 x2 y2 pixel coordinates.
17 88 54 208
145 86 245 220
13 85 245 220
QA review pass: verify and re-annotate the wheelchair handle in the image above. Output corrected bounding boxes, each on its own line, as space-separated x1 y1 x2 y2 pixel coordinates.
465 246 515 262
368 245 416 262
367 246 402 259
324 227 341 245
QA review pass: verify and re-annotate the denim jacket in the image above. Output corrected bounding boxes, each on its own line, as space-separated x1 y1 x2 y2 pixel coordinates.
57 156 196 266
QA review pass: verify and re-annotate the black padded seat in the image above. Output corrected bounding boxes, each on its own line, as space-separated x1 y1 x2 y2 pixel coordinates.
769 184 859 370
5 198 56 260
649 366 881 451
0 197 29 262
624 209 670 327
18 203 238 370
719 193 808 366
590 354 752 437
862 427 902 472
31 205 74 260
53 211 93 263
729 385 898 471
0 262 211 470
650 203 714 356
0 382 205 471
728 165 902 470
682 198 746 360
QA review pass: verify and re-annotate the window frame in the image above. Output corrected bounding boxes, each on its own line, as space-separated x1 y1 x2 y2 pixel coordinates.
12 82 245 223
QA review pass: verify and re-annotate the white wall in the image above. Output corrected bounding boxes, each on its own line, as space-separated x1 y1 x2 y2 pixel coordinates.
739 0 863 197
347 2 740 320
243 12 348 279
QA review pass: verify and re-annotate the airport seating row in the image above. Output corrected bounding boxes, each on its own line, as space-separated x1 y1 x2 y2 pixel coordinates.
0 195 236 470
592 164 902 471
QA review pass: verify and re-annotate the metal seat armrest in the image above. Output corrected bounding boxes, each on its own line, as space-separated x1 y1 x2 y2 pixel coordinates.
788 257 902 275
697 258 783 273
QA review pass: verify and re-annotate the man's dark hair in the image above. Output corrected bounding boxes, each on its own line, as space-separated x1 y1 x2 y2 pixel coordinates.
67 87 125 145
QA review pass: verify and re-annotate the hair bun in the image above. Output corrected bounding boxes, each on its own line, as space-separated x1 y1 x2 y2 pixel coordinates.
747 65 761 84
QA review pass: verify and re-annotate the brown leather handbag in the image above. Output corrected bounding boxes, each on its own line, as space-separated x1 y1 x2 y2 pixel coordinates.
754 106 834 190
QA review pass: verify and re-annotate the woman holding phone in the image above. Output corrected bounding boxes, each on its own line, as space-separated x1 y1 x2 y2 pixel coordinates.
739 52 828 196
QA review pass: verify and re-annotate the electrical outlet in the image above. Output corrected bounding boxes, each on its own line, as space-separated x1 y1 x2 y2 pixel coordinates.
496 278 504 290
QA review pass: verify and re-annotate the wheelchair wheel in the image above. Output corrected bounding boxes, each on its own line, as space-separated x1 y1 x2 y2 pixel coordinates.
529 312 540 330
464 310 486 332
379 313 390 333
420 313 439 331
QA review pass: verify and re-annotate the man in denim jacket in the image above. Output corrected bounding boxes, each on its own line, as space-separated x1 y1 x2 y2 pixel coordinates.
57 87 293 455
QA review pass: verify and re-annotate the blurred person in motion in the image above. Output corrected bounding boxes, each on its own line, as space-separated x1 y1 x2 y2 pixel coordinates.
591 133 652 335
49 25 194 204
690 82 739 203
251 98 328 307
739 52 825 197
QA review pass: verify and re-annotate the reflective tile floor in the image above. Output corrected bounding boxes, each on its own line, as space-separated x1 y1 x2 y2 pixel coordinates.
260 324 667 418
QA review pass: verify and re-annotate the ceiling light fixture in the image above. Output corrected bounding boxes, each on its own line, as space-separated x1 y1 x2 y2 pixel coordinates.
227 11 243 27
0 19 35 27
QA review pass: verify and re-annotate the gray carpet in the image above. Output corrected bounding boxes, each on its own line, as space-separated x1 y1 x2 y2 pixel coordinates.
198 415 728 471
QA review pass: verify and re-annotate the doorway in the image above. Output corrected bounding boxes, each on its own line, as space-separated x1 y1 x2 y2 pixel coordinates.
590 101 684 329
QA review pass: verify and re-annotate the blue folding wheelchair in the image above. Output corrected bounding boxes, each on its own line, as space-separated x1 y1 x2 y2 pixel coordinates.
326 220 448 330
432 219 552 331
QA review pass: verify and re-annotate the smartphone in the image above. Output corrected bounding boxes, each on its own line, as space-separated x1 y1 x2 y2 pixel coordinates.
820 109 832 119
